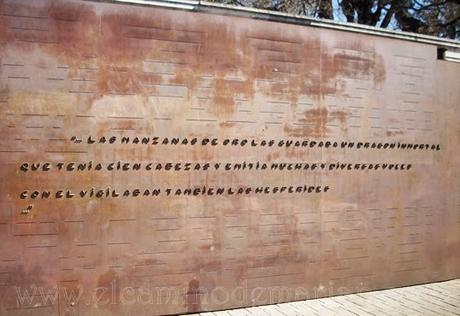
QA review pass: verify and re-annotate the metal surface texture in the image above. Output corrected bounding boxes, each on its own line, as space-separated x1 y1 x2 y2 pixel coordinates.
0 0 459 315
118 0 460 49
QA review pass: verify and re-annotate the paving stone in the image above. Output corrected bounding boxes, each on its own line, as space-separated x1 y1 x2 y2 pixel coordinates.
188 279 460 316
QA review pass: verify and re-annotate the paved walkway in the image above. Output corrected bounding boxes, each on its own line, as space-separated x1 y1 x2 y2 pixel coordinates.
189 279 460 315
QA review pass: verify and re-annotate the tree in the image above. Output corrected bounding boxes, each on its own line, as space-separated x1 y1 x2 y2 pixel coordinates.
207 0 460 39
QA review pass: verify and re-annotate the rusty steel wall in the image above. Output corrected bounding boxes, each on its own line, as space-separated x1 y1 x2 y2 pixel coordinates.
0 0 459 315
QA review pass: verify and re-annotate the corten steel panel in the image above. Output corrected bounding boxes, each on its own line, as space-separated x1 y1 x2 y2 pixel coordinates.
0 0 459 315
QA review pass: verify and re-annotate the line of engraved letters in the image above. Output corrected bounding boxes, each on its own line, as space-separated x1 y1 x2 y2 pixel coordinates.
70 136 441 151
19 185 330 200
19 161 413 172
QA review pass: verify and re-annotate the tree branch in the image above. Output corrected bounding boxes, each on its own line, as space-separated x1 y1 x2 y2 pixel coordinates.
380 0 398 28
437 13 460 26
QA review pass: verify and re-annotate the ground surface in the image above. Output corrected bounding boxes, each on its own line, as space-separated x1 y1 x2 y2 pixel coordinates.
186 279 460 315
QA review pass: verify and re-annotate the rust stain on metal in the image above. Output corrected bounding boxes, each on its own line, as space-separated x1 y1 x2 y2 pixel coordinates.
186 279 202 313
284 108 349 137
